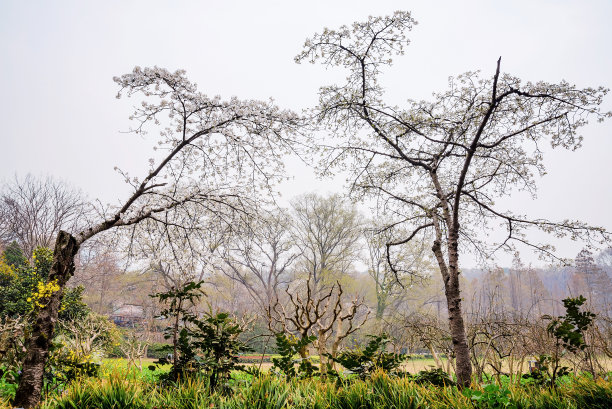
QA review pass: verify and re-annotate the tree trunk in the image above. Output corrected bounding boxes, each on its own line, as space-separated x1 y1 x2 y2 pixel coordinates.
375 293 387 320
445 263 472 387
14 231 80 408
431 230 472 388
427 343 444 370
317 330 327 375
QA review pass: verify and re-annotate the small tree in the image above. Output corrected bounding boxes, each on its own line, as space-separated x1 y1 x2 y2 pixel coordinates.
150 280 207 377
540 295 596 385
118 329 150 371
269 279 369 375
57 313 118 360
150 281 251 390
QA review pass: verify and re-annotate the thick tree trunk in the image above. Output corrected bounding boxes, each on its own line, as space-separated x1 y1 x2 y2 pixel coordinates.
445 275 471 387
431 232 472 388
14 231 79 408
445 232 472 388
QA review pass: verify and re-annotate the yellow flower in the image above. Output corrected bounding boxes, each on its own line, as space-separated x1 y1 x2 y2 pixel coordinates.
29 279 61 310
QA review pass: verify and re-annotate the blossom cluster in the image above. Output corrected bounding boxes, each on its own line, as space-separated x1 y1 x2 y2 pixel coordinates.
27 279 60 309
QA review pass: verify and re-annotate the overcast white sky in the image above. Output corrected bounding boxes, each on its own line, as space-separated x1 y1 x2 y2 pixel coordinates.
1 0 611 267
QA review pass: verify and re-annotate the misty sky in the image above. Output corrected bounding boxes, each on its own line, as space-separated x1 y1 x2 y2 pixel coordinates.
1 0 611 267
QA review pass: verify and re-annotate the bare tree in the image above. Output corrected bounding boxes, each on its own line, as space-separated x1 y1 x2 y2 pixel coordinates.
571 249 611 313
0 174 88 258
297 11 611 386
119 328 151 371
14 66 301 407
217 210 297 316
57 313 117 359
261 195 369 374
269 279 369 374
70 240 124 314
291 193 362 293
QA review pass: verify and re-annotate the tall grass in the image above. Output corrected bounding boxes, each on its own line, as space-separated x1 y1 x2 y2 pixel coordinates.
35 370 612 409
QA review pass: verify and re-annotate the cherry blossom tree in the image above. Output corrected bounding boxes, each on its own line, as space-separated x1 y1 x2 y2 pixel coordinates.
129 207 233 292
297 11 611 387
14 66 301 407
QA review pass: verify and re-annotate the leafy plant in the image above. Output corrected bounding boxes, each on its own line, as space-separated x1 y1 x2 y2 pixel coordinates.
524 296 596 387
411 368 455 387
545 296 595 353
0 366 20 400
328 333 406 380
464 383 517 409
150 280 206 380
190 311 252 390
150 281 251 390
271 333 319 379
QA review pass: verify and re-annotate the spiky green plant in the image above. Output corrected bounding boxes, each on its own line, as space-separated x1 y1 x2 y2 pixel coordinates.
36 367 612 409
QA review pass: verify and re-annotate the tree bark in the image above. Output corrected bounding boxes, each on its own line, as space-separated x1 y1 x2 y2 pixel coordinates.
445 232 472 388
431 229 472 388
14 231 80 408
317 330 328 375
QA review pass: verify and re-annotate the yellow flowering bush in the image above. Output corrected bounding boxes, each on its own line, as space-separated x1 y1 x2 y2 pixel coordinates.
27 279 61 309
32 247 53 273
46 341 100 389
0 256 16 283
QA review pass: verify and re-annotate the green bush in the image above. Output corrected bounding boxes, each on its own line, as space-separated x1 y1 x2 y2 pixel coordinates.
464 383 516 409
147 342 170 359
149 282 251 391
270 333 318 379
410 368 455 387
329 333 406 380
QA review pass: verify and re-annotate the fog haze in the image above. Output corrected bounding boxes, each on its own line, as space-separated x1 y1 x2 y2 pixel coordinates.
1 0 611 266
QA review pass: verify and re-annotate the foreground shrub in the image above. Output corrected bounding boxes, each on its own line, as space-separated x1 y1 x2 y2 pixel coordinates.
271 333 318 379
38 370 612 409
150 281 251 391
410 368 456 387
329 333 406 380
41 374 149 409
